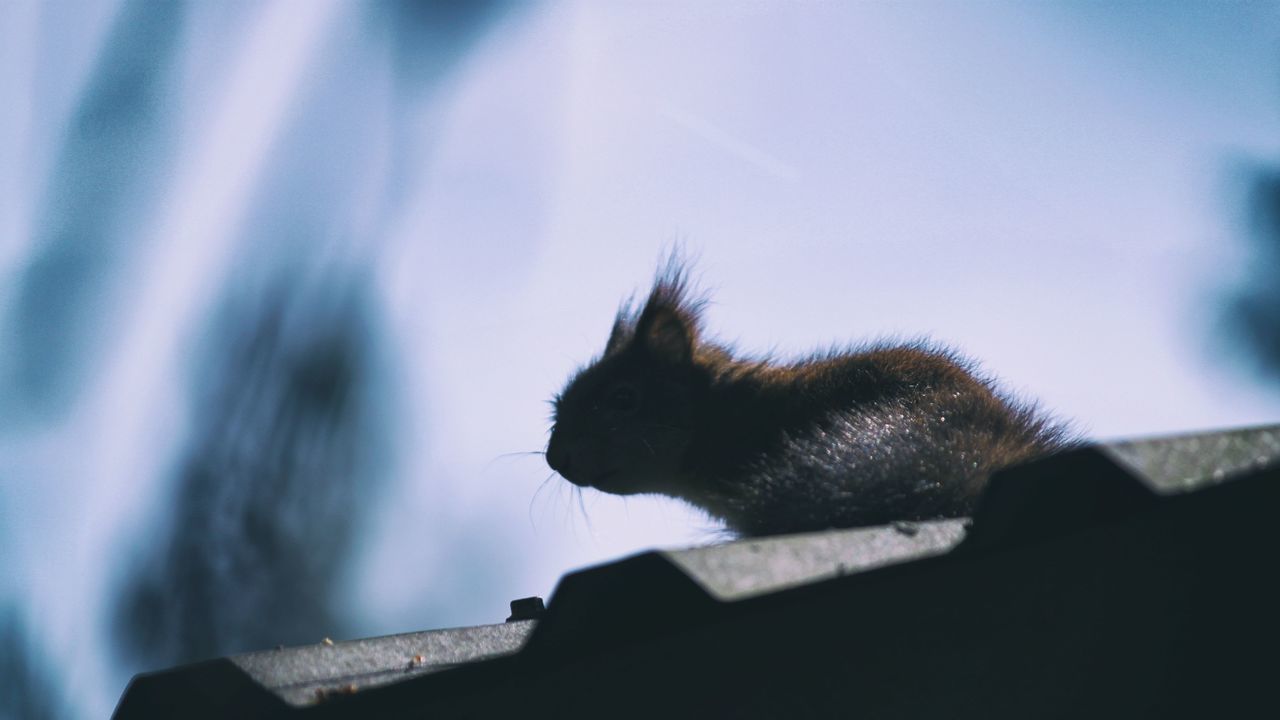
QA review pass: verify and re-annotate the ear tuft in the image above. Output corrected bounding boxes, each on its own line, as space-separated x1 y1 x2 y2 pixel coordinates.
604 313 633 355
607 247 706 364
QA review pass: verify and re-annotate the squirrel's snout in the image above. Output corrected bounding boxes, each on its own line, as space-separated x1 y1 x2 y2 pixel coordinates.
546 436 572 477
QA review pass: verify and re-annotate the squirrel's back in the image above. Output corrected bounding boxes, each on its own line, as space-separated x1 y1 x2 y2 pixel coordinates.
712 344 1068 536
546 259 1074 537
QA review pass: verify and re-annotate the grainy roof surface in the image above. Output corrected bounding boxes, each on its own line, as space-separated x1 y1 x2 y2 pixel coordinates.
114 425 1280 719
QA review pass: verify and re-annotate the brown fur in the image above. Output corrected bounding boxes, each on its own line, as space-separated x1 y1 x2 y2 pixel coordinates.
547 258 1074 537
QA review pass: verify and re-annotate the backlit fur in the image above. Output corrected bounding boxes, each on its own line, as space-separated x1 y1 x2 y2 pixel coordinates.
546 259 1073 537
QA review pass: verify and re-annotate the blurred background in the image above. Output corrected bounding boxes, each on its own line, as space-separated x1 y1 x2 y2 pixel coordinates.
2 0 1279 717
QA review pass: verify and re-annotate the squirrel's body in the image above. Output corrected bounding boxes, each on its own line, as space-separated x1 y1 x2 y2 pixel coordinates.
546 260 1071 537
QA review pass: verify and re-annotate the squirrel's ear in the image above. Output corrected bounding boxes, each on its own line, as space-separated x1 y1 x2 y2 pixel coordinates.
636 303 694 365
604 315 631 355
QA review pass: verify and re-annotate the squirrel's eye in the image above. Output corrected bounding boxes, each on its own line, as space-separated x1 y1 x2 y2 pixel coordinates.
604 383 641 415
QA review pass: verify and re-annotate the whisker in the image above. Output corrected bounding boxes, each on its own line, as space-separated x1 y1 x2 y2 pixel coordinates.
484 450 548 474
564 484 579 539
528 472 557 532
575 486 595 537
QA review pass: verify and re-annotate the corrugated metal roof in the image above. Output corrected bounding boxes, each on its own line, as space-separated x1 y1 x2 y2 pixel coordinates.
229 621 534 706
113 424 1280 719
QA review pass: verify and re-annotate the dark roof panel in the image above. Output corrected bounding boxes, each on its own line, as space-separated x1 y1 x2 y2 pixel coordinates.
113 424 1280 719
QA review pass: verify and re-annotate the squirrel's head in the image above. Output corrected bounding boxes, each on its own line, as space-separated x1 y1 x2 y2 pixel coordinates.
546 265 709 497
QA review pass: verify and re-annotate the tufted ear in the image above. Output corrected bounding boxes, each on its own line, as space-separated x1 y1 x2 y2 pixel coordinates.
604 314 632 355
636 302 694 365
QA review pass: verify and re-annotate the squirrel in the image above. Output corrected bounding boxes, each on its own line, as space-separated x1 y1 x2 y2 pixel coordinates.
545 257 1073 537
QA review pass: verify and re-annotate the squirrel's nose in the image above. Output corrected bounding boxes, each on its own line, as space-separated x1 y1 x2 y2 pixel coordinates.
546 436 572 477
